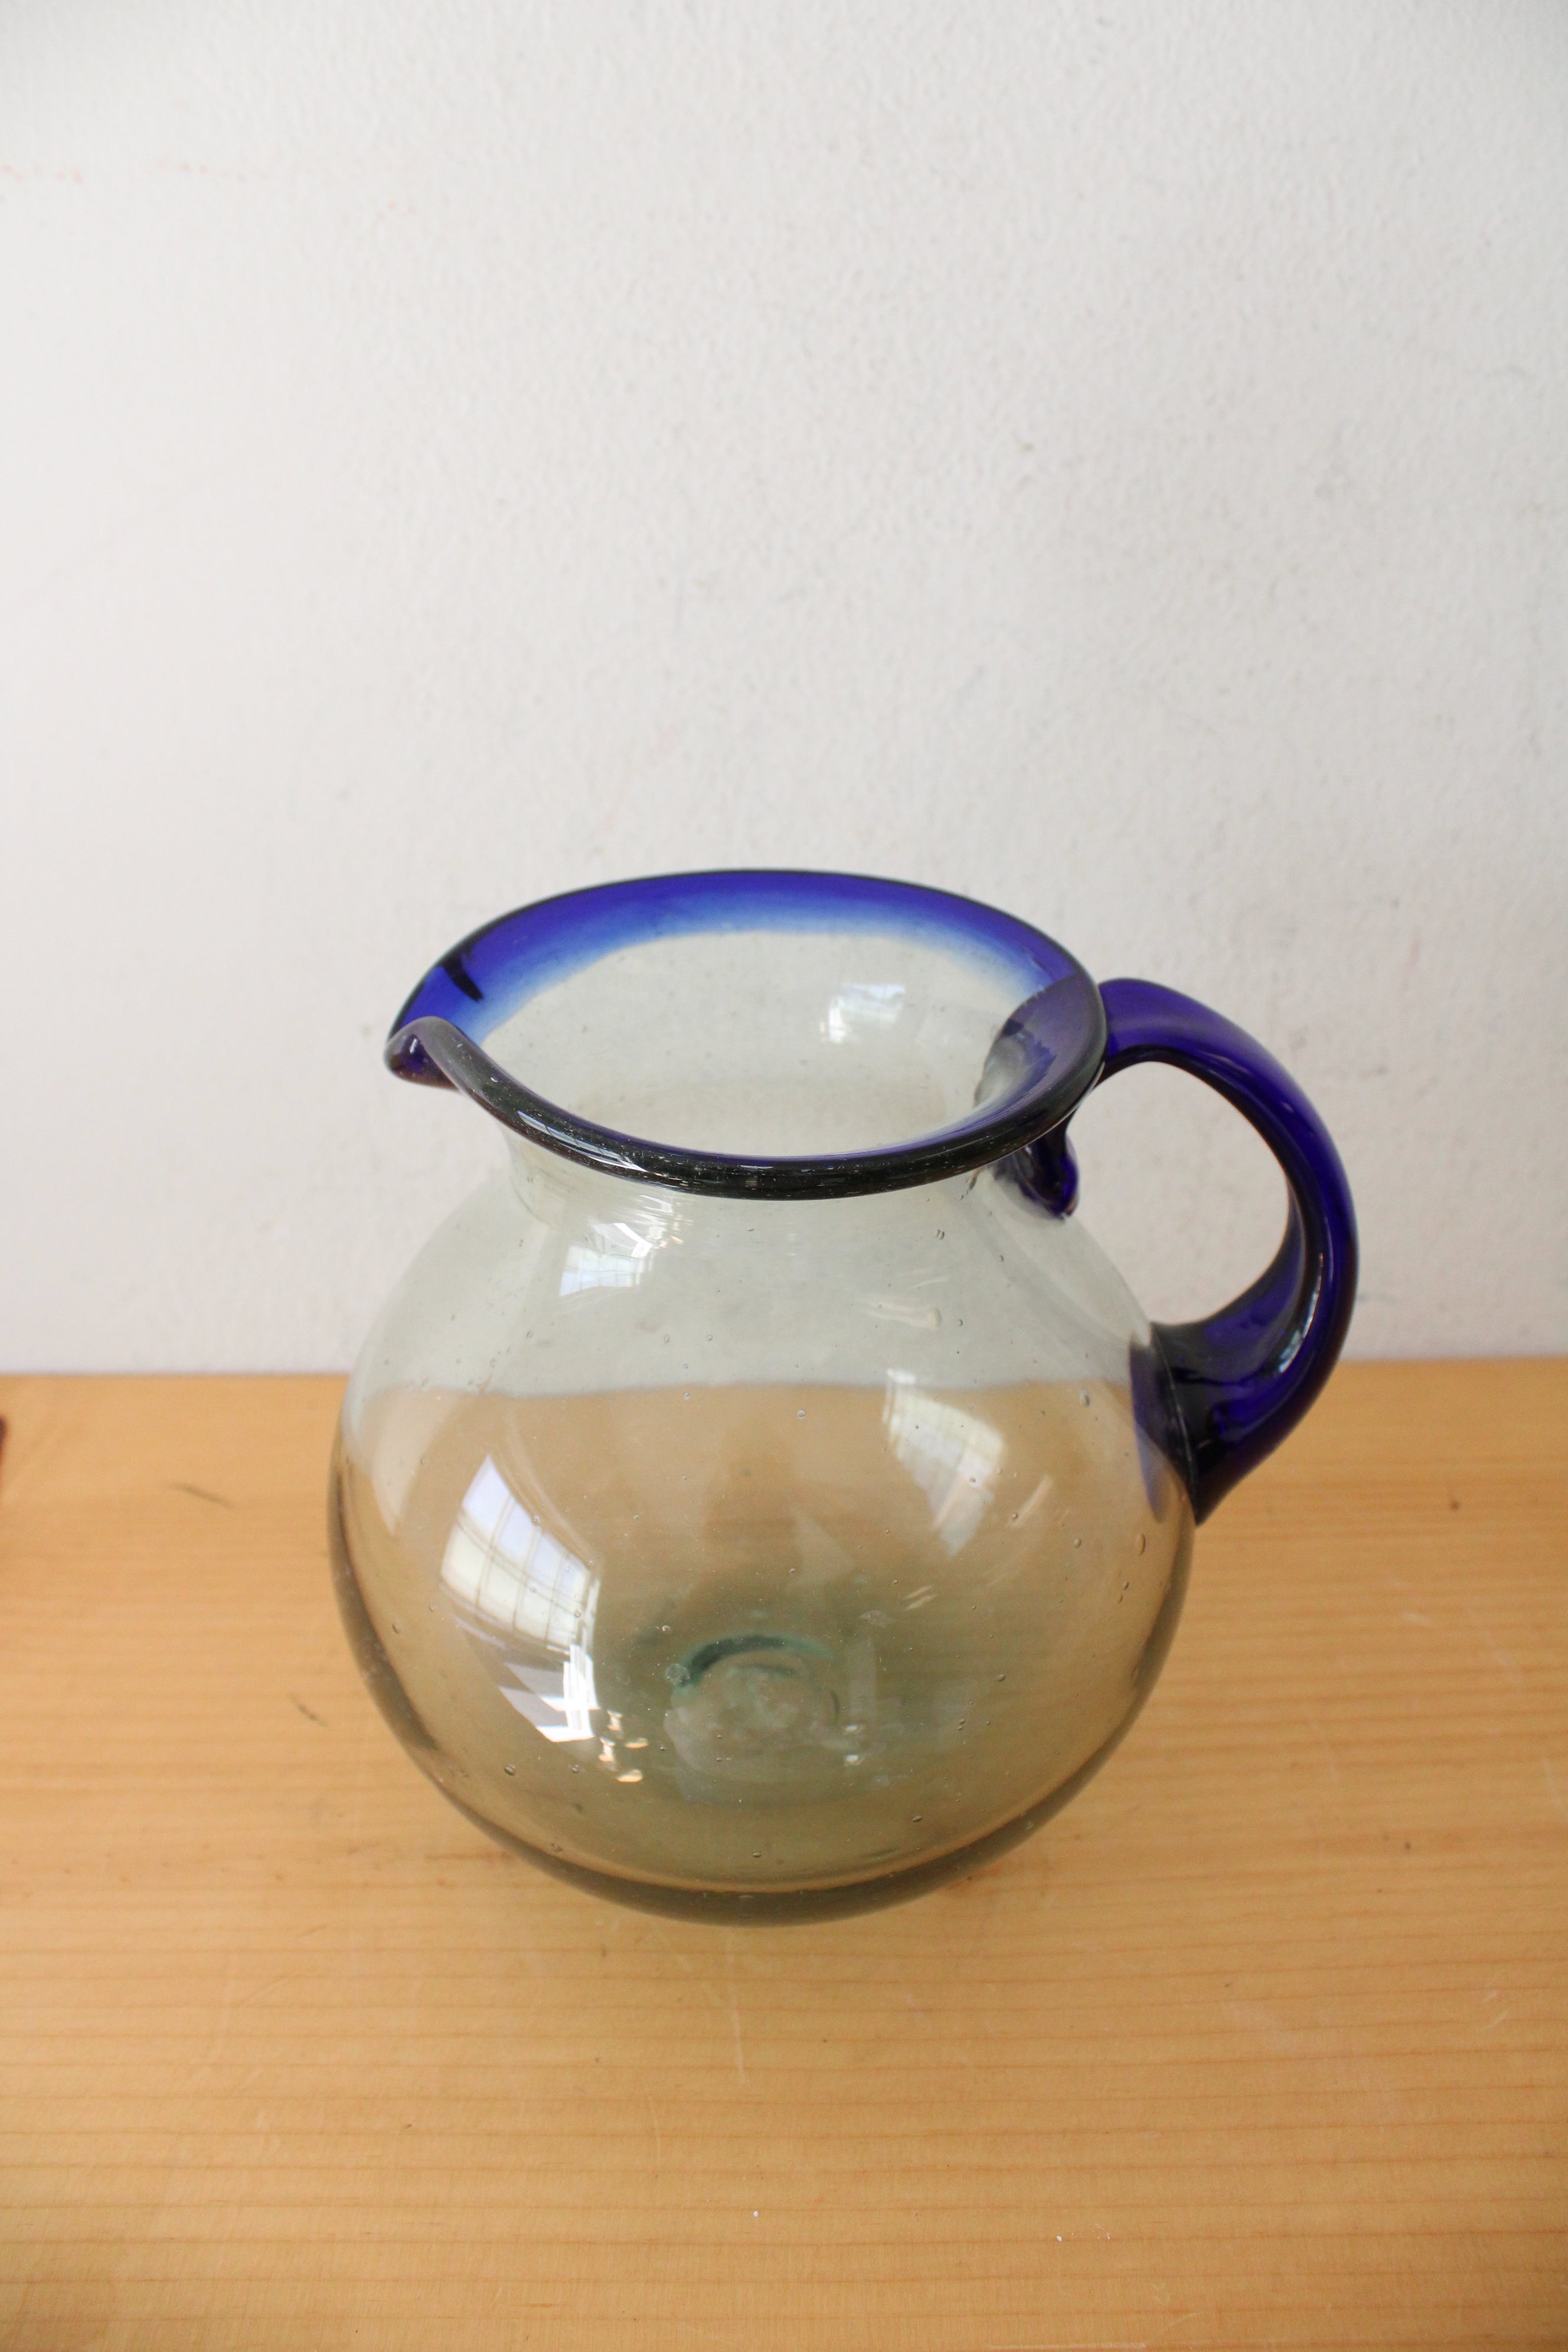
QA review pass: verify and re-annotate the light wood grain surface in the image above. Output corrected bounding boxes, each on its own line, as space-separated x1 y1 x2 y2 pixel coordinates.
0 1363 1563 2352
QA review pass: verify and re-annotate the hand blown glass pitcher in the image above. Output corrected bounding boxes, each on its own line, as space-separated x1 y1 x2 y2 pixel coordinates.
332 871 1355 1920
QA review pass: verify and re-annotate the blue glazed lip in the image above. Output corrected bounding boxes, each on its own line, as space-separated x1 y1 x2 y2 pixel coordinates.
386 868 1108 1201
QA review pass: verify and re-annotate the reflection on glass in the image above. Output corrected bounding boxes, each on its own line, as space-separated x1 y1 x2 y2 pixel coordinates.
504 1645 599 1743
442 1456 598 1646
560 1217 661 1297
883 1373 1004 1554
442 1456 600 1742
822 981 905 1044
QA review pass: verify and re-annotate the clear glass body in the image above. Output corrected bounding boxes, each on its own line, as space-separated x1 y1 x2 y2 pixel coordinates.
334 1151 1193 1922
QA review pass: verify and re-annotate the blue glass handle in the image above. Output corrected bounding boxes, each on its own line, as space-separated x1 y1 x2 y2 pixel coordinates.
1095 978 1358 1523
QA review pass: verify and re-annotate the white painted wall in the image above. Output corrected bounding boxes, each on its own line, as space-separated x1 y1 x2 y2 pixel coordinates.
3 1 1564 1371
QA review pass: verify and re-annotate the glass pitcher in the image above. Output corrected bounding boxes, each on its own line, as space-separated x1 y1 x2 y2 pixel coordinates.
331 871 1355 1920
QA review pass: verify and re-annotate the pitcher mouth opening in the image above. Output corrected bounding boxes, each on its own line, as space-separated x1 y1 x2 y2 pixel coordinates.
385 870 1106 1200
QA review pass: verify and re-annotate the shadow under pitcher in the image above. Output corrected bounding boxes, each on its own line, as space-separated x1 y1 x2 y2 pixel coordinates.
331 871 1356 1920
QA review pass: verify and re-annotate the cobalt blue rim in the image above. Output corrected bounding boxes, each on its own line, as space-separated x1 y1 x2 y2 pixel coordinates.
386 870 1109 1200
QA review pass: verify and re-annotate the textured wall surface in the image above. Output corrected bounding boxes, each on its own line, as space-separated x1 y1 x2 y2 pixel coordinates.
3 1 1565 1370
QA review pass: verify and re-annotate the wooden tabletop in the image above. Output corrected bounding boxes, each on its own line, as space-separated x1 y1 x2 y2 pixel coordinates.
0 1361 1563 2351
